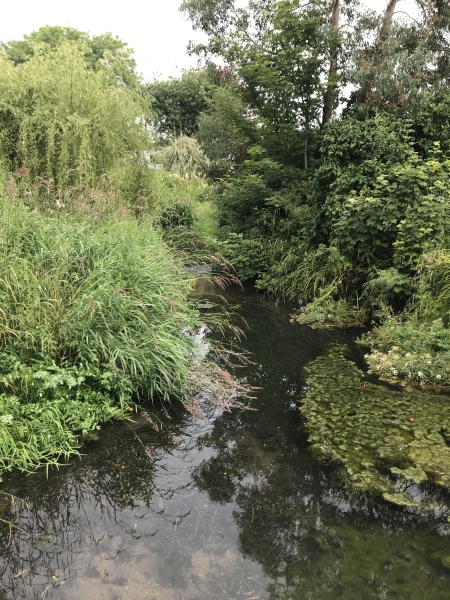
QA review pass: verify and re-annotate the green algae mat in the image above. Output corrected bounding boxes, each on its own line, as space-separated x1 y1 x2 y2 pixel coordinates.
301 345 450 507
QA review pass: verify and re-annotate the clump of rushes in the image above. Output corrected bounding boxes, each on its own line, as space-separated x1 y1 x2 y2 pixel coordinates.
0 186 245 478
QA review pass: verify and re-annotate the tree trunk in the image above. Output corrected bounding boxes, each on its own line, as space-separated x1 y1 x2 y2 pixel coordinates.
304 128 309 171
378 0 400 44
359 0 400 104
321 0 340 129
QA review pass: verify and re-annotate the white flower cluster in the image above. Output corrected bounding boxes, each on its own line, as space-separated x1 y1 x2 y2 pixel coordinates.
366 347 446 385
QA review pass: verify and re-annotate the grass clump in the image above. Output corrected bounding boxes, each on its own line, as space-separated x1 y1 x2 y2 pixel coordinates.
0 185 205 476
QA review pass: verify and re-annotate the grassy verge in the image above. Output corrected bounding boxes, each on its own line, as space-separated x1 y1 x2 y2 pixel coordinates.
0 177 233 477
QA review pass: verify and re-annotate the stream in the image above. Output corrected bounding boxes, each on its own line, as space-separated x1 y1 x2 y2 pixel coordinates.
0 287 449 599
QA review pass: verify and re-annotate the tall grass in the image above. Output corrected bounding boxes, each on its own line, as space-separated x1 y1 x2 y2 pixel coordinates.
262 244 353 303
0 195 199 398
0 179 208 476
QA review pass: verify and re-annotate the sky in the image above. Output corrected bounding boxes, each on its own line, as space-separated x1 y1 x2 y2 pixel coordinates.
0 0 418 83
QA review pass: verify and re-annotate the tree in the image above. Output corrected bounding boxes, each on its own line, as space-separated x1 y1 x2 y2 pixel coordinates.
322 0 341 128
181 0 352 169
146 68 215 137
350 0 450 114
1 26 139 87
197 86 257 178
0 42 149 190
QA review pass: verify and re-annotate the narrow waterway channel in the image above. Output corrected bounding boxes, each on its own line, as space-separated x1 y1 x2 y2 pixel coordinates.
0 287 449 599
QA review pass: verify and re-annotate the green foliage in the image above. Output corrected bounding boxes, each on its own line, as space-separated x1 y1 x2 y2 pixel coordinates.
329 146 450 268
361 268 411 314
350 4 450 116
234 0 330 167
0 360 125 475
214 146 301 236
261 244 352 304
161 199 195 229
365 340 450 386
316 113 411 217
0 42 149 189
0 196 198 402
181 0 351 167
0 26 139 87
214 234 274 282
192 196 217 237
414 90 450 157
147 68 215 137
197 86 257 178
0 178 211 475
361 250 450 386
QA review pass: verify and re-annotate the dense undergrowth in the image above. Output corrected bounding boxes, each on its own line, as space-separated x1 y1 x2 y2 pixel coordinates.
156 0 450 391
0 175 213 476
0 39 247 479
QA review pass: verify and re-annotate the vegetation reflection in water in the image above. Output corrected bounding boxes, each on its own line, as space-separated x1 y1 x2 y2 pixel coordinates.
0 289 449 599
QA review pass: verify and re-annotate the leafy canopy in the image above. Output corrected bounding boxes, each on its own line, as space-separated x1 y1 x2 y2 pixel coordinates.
1 25 140 87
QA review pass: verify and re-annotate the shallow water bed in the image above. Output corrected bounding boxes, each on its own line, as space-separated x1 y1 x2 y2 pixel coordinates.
0 288 449 599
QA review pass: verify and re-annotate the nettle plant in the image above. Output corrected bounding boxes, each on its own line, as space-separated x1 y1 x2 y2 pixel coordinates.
331 144 450 271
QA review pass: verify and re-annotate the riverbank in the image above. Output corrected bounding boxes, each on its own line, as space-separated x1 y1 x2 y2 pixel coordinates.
1 288 449 599
0 169 243 479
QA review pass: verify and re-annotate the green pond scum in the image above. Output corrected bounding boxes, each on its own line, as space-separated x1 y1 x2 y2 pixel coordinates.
301 344 450 509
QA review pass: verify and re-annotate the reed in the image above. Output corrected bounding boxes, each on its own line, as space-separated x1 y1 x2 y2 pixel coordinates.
0 182 205 476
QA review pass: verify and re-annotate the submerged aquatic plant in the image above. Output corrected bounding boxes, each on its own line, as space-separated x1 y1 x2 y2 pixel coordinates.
301 345 450 507
291 297 367 329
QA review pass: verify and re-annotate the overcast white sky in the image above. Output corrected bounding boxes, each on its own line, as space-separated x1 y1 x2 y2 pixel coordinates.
0 0 418 83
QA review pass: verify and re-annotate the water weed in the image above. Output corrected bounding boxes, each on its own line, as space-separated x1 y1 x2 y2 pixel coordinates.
301 345 450 509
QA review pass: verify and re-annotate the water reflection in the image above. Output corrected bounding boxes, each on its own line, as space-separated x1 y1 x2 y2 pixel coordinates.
0 288 449 599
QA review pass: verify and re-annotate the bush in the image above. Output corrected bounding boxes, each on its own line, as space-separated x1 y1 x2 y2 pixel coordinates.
361 250 450 385
214 233 274 282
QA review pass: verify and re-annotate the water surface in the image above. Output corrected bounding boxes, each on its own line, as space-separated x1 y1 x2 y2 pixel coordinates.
0 288 449 599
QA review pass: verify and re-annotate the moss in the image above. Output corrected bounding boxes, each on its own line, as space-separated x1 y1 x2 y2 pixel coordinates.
301 344 450 507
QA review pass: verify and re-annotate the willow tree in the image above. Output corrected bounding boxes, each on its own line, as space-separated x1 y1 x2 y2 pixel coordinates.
0 41 150 192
